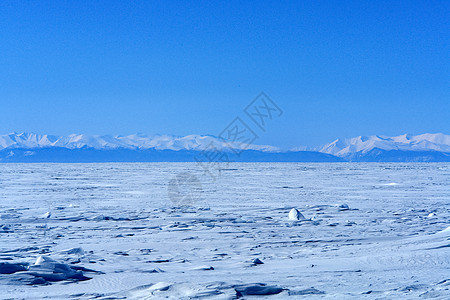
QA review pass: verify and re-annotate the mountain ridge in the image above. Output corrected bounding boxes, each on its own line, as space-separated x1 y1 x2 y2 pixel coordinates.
318 133 450 158
0 132 449 162
0 132 280 152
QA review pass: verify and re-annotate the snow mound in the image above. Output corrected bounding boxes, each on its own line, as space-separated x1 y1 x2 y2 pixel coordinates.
234 283 284 296
288 208 306 220
338 203 350 211
29 256 92 283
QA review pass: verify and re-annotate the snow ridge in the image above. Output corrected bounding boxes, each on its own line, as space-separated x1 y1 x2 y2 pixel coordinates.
1 132 449 156
318 133 450 157
0 132 280 152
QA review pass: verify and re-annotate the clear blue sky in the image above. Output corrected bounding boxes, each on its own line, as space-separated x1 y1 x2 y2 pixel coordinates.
0 1 448 148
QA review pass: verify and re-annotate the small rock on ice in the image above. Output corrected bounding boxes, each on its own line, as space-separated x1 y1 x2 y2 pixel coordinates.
288 208 306 221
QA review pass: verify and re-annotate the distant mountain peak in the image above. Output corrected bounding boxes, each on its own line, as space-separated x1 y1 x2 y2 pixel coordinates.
0 132 281 153
1 132 449 162
318 133 450 157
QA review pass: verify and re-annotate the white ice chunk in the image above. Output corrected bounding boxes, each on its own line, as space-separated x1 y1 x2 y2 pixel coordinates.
40 211 51 219
288 208 306 221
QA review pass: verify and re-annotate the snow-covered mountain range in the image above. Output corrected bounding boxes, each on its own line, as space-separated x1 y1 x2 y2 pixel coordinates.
0 132 449 162
0 132 280 152
318 133 450 157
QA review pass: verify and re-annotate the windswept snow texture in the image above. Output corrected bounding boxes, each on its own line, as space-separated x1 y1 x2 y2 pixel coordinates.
0 163 449 299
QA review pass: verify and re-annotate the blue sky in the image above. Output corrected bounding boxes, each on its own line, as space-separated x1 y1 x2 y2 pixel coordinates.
0 1 448 148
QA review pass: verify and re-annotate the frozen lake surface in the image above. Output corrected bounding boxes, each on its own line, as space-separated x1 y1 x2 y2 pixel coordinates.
0 163 449 299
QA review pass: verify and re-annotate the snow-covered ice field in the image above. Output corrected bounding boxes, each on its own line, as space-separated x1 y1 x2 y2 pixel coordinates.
0 163 449 299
